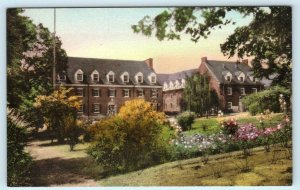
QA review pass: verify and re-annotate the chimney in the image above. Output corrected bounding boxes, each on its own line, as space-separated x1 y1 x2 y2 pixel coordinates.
145 58 153 69
201 57 207 63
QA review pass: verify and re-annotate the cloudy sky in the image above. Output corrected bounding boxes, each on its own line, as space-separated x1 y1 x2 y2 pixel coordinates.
22 8 252 73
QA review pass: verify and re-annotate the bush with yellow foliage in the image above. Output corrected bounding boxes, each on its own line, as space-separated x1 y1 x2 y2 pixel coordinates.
34 87 82 147
88 99 170 172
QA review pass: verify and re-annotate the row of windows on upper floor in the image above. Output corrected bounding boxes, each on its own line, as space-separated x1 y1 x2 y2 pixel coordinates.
58 70 157 84
75 88 158 98
226 87 257 95
223 71 258 83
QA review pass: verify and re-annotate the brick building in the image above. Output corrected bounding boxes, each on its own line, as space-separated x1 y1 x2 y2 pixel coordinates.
57 57 163 120
199 57 264 112
158 69 197 114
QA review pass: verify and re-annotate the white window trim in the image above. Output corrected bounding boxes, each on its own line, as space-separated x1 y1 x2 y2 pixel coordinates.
227 102 232 109
137 89 144 97
240 87 245 95
151 89 158 98
238 72 245 83
93 103 100 113
107 71 115 83
224 72 232 82
91 70 99 82
124 89 130 97
75 69 83 82
252 88 258 93
135 72 143 84
109 89 115 97
93 88 100 97
77 88 84 97
227 87 232 95
148 72 157 84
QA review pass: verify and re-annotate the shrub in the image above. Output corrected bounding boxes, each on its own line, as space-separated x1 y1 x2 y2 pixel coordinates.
221 118 239 135
7 108 32 186
242 86 291 115
177 111 196 131
87 99 170 172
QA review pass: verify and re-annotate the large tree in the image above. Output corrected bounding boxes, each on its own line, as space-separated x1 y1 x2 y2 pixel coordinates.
132 7 292 86
7 8 68 124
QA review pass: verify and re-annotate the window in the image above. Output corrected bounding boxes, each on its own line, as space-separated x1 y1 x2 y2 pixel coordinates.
151 89 157 98
108 74 114 82
240 88 245 95
124 89 130 97
227 87 232 95
109 89 115 97
93 74 99 82
77 73 83 81
92 88 100 97
138 75 143 83
137 89 143 97
78 104 83 113
252 88 257 93
226 102 232 109
226 76 231 81
151 76 156 83
239 76 244 82
93 103 100 113
77 88 84 97
59 74 66 81
123 75 129 83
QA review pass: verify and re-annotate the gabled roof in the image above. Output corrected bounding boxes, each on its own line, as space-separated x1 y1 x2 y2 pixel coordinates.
157 69 198 84
65 57 160 86
204 60 263 85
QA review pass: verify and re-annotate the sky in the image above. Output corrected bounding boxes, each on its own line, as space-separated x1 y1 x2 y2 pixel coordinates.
22 8 253 74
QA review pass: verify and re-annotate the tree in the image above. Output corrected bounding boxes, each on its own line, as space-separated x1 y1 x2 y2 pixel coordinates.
7 9 68 127
7 108 32 186
88 99 169 172
132 7 292 86
33 87 81 144
183 73 217 116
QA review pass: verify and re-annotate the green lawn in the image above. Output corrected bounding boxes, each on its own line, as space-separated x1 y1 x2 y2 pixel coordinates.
98 144 292 186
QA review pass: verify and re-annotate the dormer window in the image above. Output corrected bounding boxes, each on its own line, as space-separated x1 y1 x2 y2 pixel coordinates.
181 79 186 87
237 72 245 83
148 72 156 84
226 76 231 81
58 74 66 81
135 72 143 84
239 76 244 82
107 71 115 83
121 72 129 83
224 72 232 82
91 70 99 82
75 69 83 82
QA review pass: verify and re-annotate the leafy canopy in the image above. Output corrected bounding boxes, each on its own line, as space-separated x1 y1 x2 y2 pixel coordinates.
132 7 292 86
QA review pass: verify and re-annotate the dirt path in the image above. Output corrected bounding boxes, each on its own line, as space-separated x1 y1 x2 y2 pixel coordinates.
26 140 99 187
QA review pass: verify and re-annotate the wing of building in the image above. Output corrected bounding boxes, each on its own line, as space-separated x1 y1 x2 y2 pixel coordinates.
56 57 163 120
158 57 266 114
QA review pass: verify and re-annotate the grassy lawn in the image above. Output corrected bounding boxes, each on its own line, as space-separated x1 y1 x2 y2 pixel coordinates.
98 144 292 186
183 113 284 136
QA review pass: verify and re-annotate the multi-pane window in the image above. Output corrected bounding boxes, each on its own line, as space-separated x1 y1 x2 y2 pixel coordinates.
151 76 156 83
226 102 232 109
93 103 100 113
252 88 257 93
240 88 245 95
108 74 114 82
76 88 84 97
77 73 83 81
151 89 157 98
137 75 143 83
137 89 143 97
123 75 129 83
78 104 83 113
109 89 115 97
93 74 99 81
124 89 130 97
227 87 232 95
239 76 244 82
92 88 100 97
226 76 231 81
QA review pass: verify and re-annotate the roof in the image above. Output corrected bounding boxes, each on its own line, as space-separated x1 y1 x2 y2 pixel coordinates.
64 57 160 86
157 69 198 84
204 60 263 85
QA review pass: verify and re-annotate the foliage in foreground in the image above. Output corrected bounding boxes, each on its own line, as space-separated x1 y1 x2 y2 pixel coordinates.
34 87 82 149
241 86 291 115
7 108 32 186
88 99 170 172
177 111 196 131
